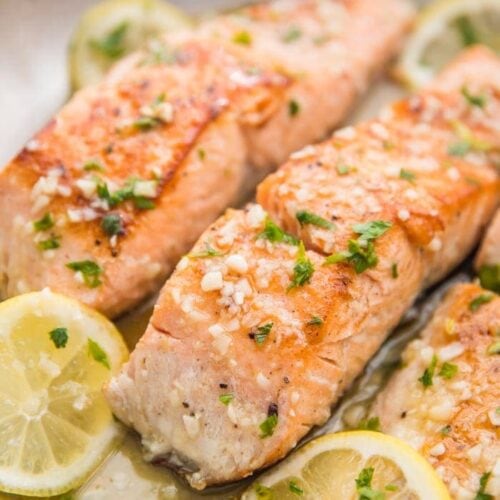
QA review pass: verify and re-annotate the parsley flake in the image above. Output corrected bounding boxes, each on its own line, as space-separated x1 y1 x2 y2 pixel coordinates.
448 141 470 157
101 213 124 237
38 236 61 251
440 424 452 435
400 169 416 183
288 241 314 291
355 467 384 500
288 99 300 117
49 327 68 349
233 30 252 45
257 217 299 246
336 164 350 175
83 160 104 172
487 341 500 355
307 316 323 326
469 294 493 312
67 260 103 288
87 338 110 369
259 414 278 438
353 220 393 241
289 480 304 495
254 323 273 345
461 86 486 109
33 213 54 232
419 354 438 388
478 264 500 293
439 362 458 379
357 416 381 432
254 483 273 499
391 262 398 279
454 16 479 47
296 210 334 230
219 393 234 406
475 471 493 500
189 243 224 259
90 22 129 60
282 26 302 43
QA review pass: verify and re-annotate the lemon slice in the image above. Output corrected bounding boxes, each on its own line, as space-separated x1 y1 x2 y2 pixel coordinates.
243 431 450 499
0 290 128 497
398 0 500 88
69 0 193 90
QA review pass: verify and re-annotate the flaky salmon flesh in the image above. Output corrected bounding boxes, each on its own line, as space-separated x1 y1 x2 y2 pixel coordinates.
0 0 414 318
475 208 500 270
105 46 500 489
373 283 499 499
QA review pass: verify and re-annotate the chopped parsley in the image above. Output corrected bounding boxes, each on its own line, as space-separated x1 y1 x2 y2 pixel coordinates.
355 467 384 500
259 414 278 438
219 393 234 406
101 213 124 237
133 116 161 132
296 210 334 230
357 416 381 432
448 120 492 157
448 141 470 157
324 220 392 274
96 177 156 210
282 26 302 43
233 30 252 45
87 338 110 369
257 217 299 245
288 480 304 495
418 354 438 388
189 243 224 259
288 99 300 117
307 316 323 326
385 484 399 492
439 362 458 379
475 471 493 500
336 164 350 175
461 86 486 109
83 160 104 172
440 424 452 435
288 241 314 291
49 327 68 349
197 148 206 161
133 196 155 210
33 213 54 232
38 236 60 251
254 483 273 499
254 323 273 345
478 264 500 293
391 262 398 279
399 169 416 183
469 293 493 312
454 16 479 47
90 22 129 60
487 341 500 355
66 260 103 288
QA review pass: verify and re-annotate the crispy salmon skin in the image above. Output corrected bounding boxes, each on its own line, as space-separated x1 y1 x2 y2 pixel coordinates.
0 0 414 317
372 284 499 499
105 47 500 489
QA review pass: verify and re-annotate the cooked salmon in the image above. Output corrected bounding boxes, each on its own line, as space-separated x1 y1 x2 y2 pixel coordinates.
105 47 500 489
0 0 414 318
372 283 499 499
475 208 500 269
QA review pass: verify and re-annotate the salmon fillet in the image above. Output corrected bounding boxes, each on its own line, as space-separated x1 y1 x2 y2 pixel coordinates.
0 0 414 318
105 47 500 489
372 283 499 499
475 209 500 286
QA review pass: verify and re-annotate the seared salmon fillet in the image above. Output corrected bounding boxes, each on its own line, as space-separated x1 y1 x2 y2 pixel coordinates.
105 47 500 489
0 0 414 318
475 208 499 279
372 284 499 499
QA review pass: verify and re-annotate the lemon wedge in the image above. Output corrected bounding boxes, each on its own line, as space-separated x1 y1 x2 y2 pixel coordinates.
0 290 128 497
397 0 500 88
69 0 192 90
243 431 450 499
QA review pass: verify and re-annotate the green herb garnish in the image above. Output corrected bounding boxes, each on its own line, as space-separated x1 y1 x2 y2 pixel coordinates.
475 471 493 500
66 260 103 288
391 263 398 279
461 86 486 109
49 327 68 349
487 341 500 355
336 164 350 175
440 424 452 435
219 394 234 406
288 241 314 291
254 323 273 345
296 210 334 230
254 483 273 499
454 16 479 47
257 217 299 245
259 414 278 438
355 467 384 500
101 213 124 237
38 236 60 251
189 243 224 259
418 354 438 388
87 338 110 369
478 264 500 293
289 99 300 117
288 480 304 495
90 22 129 60
399 169 416 183
282 26 302 43
33 213 54 232
469 293 493 312
448 141 470 157
233 30 252 45
307 316 323 326
357 416 381 432
83 160 104 172
198 148 206 161
439 362 458 379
